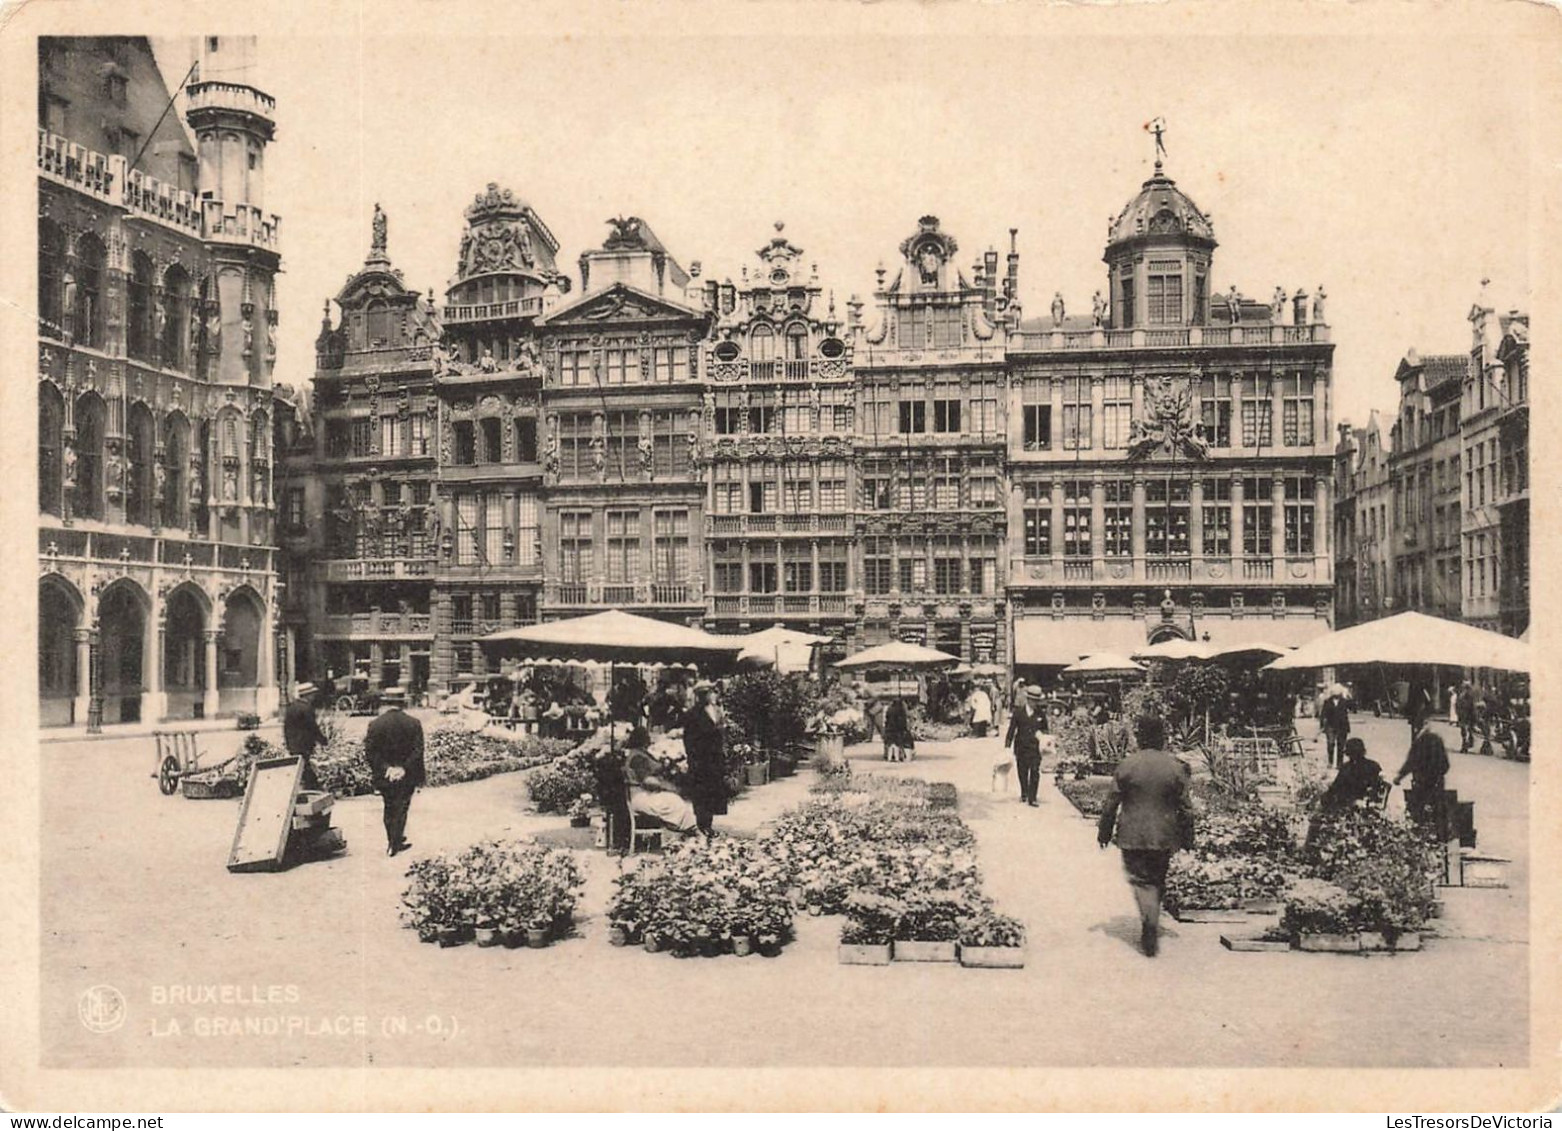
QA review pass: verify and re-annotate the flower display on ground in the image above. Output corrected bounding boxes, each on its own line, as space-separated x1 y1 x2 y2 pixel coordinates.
400 839 584 941
607 837 794 956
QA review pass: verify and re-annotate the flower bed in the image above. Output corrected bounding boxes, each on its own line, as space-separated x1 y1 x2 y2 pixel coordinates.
606 837 794 957
1056 776 1115 819
1164 794 1300 914
400 839 584 947
1281 807 1438 942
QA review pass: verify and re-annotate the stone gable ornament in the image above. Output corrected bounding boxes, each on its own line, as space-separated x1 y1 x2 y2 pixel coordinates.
1127 375 1208 461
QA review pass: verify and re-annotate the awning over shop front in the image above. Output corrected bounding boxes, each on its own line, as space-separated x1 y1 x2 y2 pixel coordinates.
1197 616 1332 652
1014 617 1149 667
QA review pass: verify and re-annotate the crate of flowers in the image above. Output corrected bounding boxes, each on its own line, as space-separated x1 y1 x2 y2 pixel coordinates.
400 839 583 949
957 911 1028 968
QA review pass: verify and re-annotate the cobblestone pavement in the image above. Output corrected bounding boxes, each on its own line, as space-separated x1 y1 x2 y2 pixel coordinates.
39 712 1527 1069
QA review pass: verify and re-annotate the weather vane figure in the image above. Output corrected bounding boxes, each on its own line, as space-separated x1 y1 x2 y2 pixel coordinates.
1147 116 1168 170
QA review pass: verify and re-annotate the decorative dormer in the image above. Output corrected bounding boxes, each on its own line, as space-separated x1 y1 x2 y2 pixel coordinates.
1102 122 1217 329
898 215 960 294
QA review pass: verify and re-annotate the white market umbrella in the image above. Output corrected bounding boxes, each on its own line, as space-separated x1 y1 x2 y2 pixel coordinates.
481 608 744 664
736 624 829 672
1264 611 1530 673
833 641 962 672
1132 638 1215 662
1061 652 1147 678
1208 640 1293 663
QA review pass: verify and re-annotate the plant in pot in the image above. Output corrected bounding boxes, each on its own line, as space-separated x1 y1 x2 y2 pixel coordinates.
957 910 1027 968
892 893 973 962
839 891 902 965
566 793 594 828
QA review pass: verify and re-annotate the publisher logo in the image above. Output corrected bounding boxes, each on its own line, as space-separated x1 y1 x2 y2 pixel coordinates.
78 984 126 1033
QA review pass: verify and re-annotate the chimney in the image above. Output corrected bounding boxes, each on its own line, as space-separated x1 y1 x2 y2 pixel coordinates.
983 247 999 320
1005 228 1019 302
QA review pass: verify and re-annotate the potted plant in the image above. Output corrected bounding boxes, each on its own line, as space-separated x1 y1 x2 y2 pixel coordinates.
608 921 631 947
892 894 969 962
567 793 593 828
525 915 551 949
957 911 1027 968
500 917 525 949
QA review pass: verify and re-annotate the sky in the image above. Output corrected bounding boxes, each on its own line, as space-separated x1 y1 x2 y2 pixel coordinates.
153 26 1534 431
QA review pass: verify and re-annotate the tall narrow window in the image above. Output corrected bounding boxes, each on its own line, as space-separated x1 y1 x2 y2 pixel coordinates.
39 385 64 515
1242 476 1273 557
483 491 505 564
783 543 812 593
605 411 637 478
1284 476 1315 555
1023 380 1052 451
1145 478 1191 555
380 414 403 458
1062 377 1092 450
1063 479 1093 558
605 511 639 583
748 461 777 513
863 537 892 595
782 463 812 512
1023 481 1051 556
1282 374 1315 446
653 509 689 583
1240 375 1273 447
712 462 741 514
1102 377 1132 449
1201 478 1231 556
39 219 64 338
127 252 153 361
1103 479 1133 558
818 460 848 511
1147 262 1183 324
1199 373 1232 447
515 494 538 566
455 495 480 564
558 511 593 582
898 399 926 434
74 235 105 348
163 265 190 370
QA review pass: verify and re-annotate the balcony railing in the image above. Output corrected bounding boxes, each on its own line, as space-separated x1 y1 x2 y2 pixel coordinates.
441 297 543 324
322 558 436 581
1010 322 1328 352
317 612 435 638
38 128 280 244
1243 560 1275 580
602 584 637 606
186 79 277 118
1063 560 1093 581
546 582 701 608
39 527 270 573
749 360 777 381
706 512 853 536
651 583 691 604
553 583 588 605
708 593 854 617
1146 558 1192 582
783 360 810 380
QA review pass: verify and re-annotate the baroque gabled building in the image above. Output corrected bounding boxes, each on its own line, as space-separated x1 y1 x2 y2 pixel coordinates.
700 225 857 651
38 36 287 727
296 211 443 694
1006 159 1335 669
851 217 1016 662
533 218 712 642
430 184 567 685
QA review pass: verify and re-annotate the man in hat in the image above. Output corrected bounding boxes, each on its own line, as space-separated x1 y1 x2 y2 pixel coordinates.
364 699 425 857
282 682 328 791
1394 711 1450 831
1318 685 1351 768
1004 685 1049 805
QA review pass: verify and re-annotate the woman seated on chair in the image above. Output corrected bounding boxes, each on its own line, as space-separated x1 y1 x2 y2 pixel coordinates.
623 726 698 834
1321 737 1384 811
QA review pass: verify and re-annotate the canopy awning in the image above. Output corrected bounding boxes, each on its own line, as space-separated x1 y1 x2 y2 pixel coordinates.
834 641 961 671
1265 611 1530 672
480 609 745 663
1014 617 1148 667
1200 616 1332 652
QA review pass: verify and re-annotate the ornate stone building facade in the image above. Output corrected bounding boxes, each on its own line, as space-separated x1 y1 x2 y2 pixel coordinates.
38 36 286 727
532 219 711 660
287 144 1339 693
1388 351 1466 623
850 217 1016 662
700 225 857 653
1332 411 1392 629
1006 161 1335 668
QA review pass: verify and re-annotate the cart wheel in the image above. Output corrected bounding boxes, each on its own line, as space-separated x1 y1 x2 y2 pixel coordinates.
158 755 181 796
336 695 355 714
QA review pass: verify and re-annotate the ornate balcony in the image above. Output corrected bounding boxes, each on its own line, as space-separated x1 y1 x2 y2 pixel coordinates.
322 557 436 581
1009 322 1328 352
441 297 543 324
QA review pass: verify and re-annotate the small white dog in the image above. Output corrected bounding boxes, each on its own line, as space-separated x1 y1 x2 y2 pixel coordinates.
992 735 1060 793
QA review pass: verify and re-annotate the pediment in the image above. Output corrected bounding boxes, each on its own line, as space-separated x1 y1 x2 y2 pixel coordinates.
335 267 418 309
541 283 701 327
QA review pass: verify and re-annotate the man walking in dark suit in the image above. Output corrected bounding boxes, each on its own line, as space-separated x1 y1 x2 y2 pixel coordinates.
1097 714 1195 957
682 681 728 839
364 702 425 857
1004 686 1049 806
282 682 328 791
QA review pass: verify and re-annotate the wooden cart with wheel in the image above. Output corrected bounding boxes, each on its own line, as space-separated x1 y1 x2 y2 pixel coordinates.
152 730 240 798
